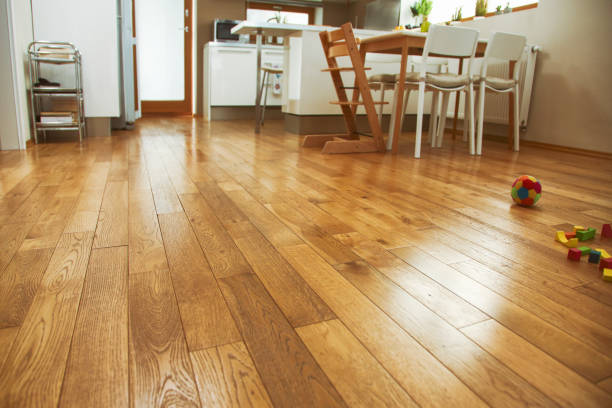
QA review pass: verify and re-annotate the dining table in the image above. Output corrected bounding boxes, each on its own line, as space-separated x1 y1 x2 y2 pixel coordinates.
359 30 491 154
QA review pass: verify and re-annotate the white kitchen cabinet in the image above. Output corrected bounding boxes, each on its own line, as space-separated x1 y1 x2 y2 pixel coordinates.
204 43 286 120
210 47 257 106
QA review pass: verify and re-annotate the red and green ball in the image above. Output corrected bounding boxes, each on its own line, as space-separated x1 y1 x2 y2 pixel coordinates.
511 175 542 206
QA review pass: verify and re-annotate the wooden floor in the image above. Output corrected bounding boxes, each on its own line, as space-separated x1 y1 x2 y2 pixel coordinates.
0 117 611 407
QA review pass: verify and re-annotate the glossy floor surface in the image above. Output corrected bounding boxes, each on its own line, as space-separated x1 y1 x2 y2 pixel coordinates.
1 117 612 407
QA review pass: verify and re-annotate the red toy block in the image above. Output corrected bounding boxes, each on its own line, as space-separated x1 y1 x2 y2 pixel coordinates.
600 257 612 271
602 224 612 238
567 248 581 261
565 232 576 239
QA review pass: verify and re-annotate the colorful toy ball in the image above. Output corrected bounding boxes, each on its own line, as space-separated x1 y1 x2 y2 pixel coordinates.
511 175 542 206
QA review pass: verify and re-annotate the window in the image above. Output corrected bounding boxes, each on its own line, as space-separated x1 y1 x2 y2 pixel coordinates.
403 0 537 25
246 2 314 25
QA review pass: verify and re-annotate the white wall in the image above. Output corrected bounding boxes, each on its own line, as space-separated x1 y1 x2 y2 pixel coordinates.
461 0 612 153
31 0 120 117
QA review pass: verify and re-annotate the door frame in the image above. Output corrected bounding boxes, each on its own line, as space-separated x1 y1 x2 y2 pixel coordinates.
140 0 192 114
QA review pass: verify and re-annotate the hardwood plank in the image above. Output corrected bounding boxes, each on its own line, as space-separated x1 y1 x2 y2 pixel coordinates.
225 220 335 327
0 327 19 368
190 342 272 407
452 260 612 358
128 188 168 274
297 319 418 407
0 232 94 407
59 246 128 407
224 187 303 247
93 181 128 248
0 248 54 328
336 260 555 407
21 196 78 249
280 244 487 408
599 377 612 395
462 319 612 408
158 212 240 350
64 188 105 233
218 272 346 407
128 269 200 407
0 222 34 273
335 231 489 328
264 200 360 265
179 193 252 279
6 185 58 224
196 181 248 224
391 245 612 382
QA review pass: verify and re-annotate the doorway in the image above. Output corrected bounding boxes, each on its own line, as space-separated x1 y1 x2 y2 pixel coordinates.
135 0 192 114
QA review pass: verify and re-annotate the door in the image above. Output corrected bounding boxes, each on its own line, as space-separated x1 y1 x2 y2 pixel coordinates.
135 0 192 114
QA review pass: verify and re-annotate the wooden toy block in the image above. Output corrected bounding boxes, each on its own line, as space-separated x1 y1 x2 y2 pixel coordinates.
602 224 612 238
576 227 596 241
573 225 585 233
555 231 568 243
565 238 578 248
596 248 611 258
603 268 612 282
565 232 576 239
578 246 591 255
588 250 601 264
599 257 612 271
555 231 577 247
567 248 581 261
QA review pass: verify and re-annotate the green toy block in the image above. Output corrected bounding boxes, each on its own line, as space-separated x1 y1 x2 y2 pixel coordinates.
576 227 596 241
578 246 591 255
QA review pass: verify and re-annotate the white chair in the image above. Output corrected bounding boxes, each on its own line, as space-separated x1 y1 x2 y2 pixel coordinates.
474 32 527 154
385 57 449 151
413 24 480 158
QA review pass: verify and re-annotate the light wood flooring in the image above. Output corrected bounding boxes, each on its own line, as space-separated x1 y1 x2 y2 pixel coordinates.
1 117 612 407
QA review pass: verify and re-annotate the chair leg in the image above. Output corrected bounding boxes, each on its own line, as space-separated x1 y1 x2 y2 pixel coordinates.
261 72 270 126
468 83 476 155
513 84 520 151
398 88 411 133
429 91 439 146
462 91 468 142
414 81 425 158
378 86 385 124
387 84 400 150
477 84 486 155
436 92 450 148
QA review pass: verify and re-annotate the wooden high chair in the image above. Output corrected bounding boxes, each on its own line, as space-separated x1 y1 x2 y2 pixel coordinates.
302 23 387 154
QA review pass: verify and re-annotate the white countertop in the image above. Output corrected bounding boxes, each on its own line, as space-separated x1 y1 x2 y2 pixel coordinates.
231 21 389 38
205 41 284 50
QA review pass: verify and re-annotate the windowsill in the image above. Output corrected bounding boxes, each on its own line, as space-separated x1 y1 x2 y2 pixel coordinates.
459 2 537 23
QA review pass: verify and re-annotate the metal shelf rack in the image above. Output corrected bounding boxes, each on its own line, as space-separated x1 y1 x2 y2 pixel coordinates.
27 41 86 143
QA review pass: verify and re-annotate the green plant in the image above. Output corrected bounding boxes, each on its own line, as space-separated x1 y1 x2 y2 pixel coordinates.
410 2 419 17
475 0 488 16
452 6 462 21
496 5 502 13
416 0 433 17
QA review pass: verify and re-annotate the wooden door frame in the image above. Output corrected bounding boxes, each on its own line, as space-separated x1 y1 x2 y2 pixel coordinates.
141 0 192 114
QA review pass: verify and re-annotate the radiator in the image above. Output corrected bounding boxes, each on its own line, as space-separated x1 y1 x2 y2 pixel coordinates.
459 45 540 128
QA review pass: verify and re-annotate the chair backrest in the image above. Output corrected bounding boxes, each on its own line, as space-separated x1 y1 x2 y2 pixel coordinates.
420 24 479 77
408 56 448 74
423 24 479 58
480 31 527 79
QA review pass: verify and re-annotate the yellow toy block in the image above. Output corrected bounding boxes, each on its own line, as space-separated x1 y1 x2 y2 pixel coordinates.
573 225 585 233
555 231 567 243
596 248 611 259
554 231 577 248
603 268 612 282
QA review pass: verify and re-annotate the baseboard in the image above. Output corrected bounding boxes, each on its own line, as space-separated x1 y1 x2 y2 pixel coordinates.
520 140 612 159
211 106 283 121
284 113 429 135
